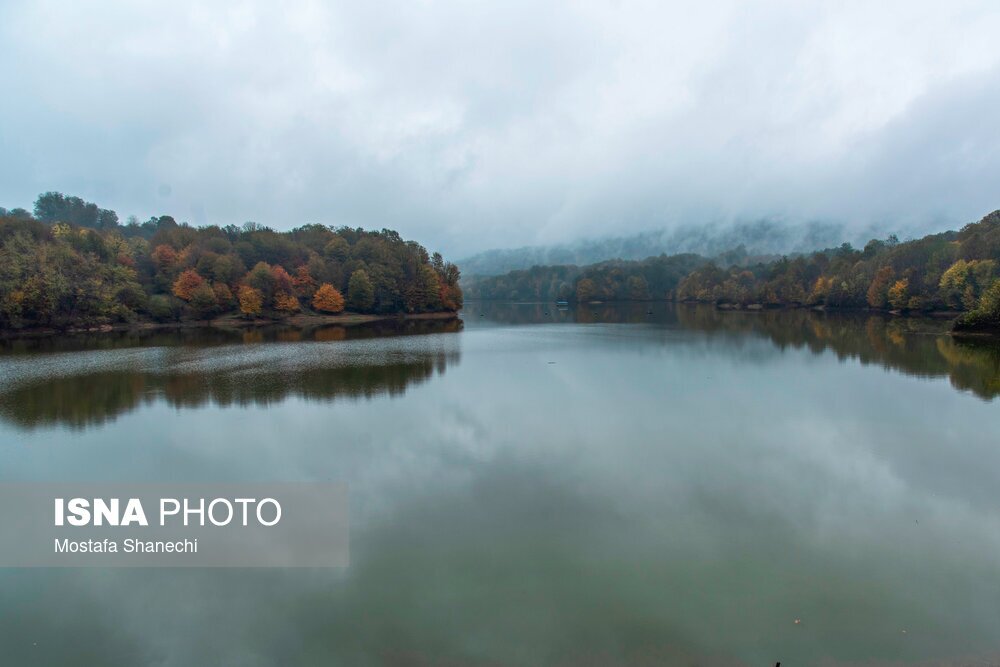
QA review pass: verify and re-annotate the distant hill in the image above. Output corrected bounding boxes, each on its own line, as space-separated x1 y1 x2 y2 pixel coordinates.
458 219 897 276
465 210 1000 328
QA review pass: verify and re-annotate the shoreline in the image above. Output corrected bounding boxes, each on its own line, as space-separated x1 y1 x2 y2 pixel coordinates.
467 297 965 318
0 310 460 340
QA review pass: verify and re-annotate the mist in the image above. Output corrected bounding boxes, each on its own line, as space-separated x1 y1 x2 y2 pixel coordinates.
2 1 1000 257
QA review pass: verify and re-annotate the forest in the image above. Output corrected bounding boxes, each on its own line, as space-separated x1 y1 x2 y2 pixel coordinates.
0 192 462 331
466 211 1000 330
463 253 707 303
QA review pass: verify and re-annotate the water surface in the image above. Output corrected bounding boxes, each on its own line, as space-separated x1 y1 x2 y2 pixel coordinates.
2 305 999 666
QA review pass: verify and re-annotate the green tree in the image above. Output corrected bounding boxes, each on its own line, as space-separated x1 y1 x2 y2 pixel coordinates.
978 279 1000 318
245 262 276 302
189 282 218 319
419 265 443 311
348 269 375 311
626 275 649 300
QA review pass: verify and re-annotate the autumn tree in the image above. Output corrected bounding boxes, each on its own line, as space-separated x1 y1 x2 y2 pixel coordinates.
887 278 909 310
439 282 462 311
576 278 597 303
238 285 263 318
312 283 345 313
274 291 300 313
940 259 973 309
866 266 894 308
435 261 463 311
213 283 234 309
1 193 465 330
172 269 205 301
271 265 295 296
293 265 317 297
151 244 178 270
809 276 834 304
347 269 375 311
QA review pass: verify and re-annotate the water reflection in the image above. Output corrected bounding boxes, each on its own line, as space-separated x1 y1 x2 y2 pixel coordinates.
0 317 462 356
0 320 462 430
3 305 1000 665
1 305 997 436
468 301 1000 400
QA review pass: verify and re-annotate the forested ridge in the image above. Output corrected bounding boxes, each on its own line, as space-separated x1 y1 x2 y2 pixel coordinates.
0 192 462 331
464 253 707 304
457 218 870 276
466 211 1000 330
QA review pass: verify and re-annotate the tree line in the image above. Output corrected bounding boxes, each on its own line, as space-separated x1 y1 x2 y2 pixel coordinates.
463 253 706 303
0 192 462 330
465 211 1000 330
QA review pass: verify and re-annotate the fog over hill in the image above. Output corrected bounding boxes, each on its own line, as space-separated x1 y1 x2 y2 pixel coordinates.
458 218 925 276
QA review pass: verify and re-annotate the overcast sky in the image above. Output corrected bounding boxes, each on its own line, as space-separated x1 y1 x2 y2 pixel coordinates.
2 1 1000 256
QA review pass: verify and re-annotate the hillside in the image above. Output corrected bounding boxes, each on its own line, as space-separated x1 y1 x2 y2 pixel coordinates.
0 192 462 331
457 219 897 276
466 211 1000 328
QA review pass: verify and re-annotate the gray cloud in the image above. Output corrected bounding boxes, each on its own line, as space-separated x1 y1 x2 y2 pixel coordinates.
2 1 1000 256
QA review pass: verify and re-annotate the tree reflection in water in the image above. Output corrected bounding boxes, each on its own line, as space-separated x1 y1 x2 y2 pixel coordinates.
0 319 462 430
468 301 1000 400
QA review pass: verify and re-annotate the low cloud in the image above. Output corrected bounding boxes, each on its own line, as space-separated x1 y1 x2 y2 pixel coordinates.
2 1 1000 255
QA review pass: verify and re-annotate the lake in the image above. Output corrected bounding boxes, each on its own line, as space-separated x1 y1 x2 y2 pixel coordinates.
1 303 999 666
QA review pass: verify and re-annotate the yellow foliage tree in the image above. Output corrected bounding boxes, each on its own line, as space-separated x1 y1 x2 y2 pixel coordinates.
274 291 300 313
238 285 263 318
312 283 345 313
809 276 833 303
887 278 909 309
939 259 969 291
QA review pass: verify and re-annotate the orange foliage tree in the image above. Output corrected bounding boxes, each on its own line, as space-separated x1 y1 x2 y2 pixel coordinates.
293 265 317 297
172 269 205 301
238 285 263 318
312 283 345 313
439 280 461 311
274 291 301 313
151 244 177 269
271 265 295 295
867 266 894 308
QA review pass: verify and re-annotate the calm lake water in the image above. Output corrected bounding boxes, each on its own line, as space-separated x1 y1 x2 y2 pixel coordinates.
2 303 1000 666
